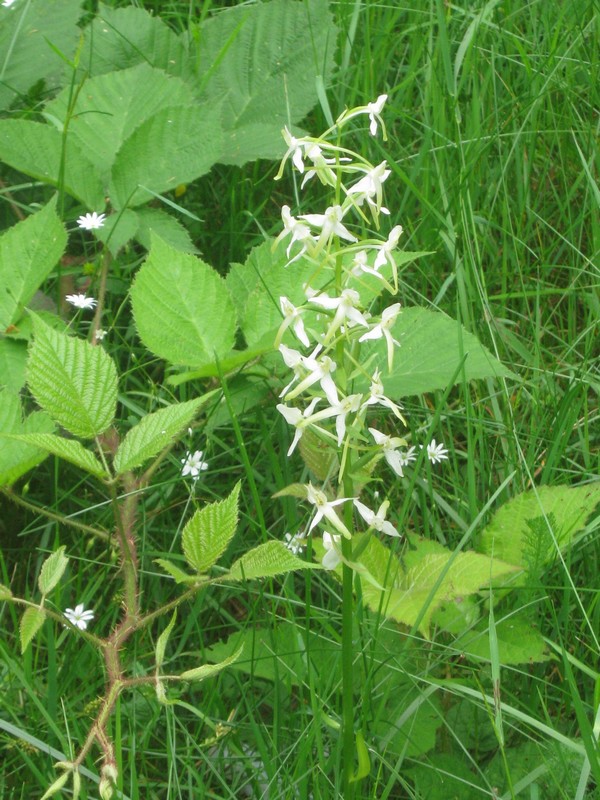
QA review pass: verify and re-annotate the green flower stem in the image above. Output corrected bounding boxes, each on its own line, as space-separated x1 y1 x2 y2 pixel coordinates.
341 539 356 798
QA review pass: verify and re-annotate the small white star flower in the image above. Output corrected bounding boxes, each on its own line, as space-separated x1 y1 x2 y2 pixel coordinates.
321 531 342 570
425 439 449 464
64 603 94 630
77 211 106 230
181 450 209 479
65 293 97 310
284 532 305 555
94 328 107 342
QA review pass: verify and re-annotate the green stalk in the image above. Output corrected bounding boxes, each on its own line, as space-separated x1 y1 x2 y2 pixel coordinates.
341 535 355 798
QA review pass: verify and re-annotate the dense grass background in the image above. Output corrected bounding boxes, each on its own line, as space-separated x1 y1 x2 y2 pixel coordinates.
1 0 598 798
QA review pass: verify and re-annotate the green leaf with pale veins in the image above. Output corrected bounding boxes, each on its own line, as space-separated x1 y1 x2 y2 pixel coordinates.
6 434 108 479
0 121 105 209
479 484 600 569
182 482 241 574
20 607 45 654
45 64 196 181
154 558 198 585
38 546 69 596
360 307 516 398
0 389 54 487
180 646 243 682
0 0 84 111
226 540 322 582
27 315 118 439
109 105 222 209
0 200 67 331
78 3 194 80
457 616 551 665
130 234 237 366
0 340 27 391
193 0 338 166
114 397 207 474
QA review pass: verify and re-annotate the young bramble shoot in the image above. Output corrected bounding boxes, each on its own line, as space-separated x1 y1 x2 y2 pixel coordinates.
77 212 106 230
64 603 94 630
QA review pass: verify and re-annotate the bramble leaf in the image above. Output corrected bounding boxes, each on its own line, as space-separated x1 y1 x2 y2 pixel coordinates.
114 397 208 474
180 646 243 682
7 434 108 478
131 235 236 366
38 546 69 596
27 315 118 439
20 607 45 654
182 482 240 574
226 540 321 581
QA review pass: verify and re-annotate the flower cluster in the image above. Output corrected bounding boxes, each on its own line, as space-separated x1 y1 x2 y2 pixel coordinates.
274 96 448 568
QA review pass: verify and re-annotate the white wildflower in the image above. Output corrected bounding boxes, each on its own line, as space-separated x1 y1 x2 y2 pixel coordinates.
321 531 342 570
300 205 357 252
277 296 310 348
362 369 405 422
310 288 369 341
274 205 315 261
64 603 94 630
359 303 402 371
77 211 106 230
284 532 305 555
425 439 449 464
65 293 97 310
306 483 354 538
354 498 400 538
347 161 391 216
181 450 209 479
369 427 409 477
276 398 337 456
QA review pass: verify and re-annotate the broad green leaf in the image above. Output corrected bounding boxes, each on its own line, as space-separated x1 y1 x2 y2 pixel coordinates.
315 535 519 637
6 434 108 478
194 0 338 166
226 540 321 582
45 64 196 180
0 0 83 111
409 754 484 800
109 105 222 209
154 558 199 585
0 389 54 486
20 607 45 654
457 616 551 665
0 120 105 209
226 239 328 349
27 315 118 439
180 646 243 682
92 209 139 257
114 397 206 474
130 235 236 366
155 611 177 670
361 307 516 398
182 482 241 574
134 207 197 254
479 485 600 569
0 340 27 390
79 4 194 80
38 546 69 596
0 584 13 600
0 200 67 330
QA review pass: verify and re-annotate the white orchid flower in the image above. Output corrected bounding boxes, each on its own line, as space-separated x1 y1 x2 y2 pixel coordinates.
321 531 342 569
369 427 410 477
306 483 354 538
354 498 400 538
359 303 402 371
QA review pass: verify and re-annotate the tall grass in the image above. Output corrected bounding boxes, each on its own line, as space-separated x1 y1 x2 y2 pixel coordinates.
1 1 598 798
